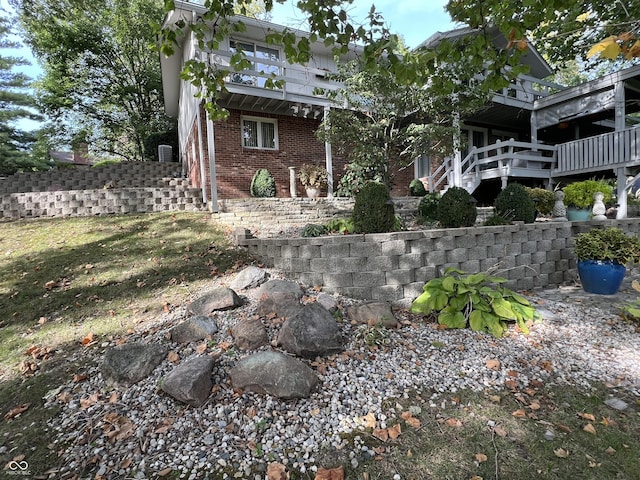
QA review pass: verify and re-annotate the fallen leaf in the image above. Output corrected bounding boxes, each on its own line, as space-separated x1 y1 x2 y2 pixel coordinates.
267 462 289 480
157 467 173 476
388 423 401 440
81 332 95 346
505 379 518 389
605 446 616 455
362 412 376 429
445 418 462 427
475 453 488 463
195 343 207 354
493 425 508 437
73 373 89 383
57 391 72 403
121 458 132 468
540 360 553 372
80 393 100 409
314 466 344 480
485 359 500 370
109 392 119 403
489 395 501 403
512 409 527 418
373 428 389 442
507 370 518 377
556 424 572 433
405 416 421 429
167 351 180 364
529 401 541 410
583 423 597 435
578 412 596 422
4 403 30 421
554 448 569 458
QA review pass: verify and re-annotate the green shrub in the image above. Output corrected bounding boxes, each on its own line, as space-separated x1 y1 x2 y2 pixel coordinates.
409 179 427 197
495 183 536 223
417 192 441 224
526 187 555 216
335 162 386 197
300 224 328 237
410 268 541 338
92 158 121 168
352 182 396 234
324 218 354 234
484 213 512 226
563 179 613 209
436 187 477 228
250 169 276 197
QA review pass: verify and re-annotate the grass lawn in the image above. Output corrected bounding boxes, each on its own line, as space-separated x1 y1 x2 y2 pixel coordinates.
1 212 639 479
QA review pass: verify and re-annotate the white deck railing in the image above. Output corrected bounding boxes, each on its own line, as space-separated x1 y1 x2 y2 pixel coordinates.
555 127 640 175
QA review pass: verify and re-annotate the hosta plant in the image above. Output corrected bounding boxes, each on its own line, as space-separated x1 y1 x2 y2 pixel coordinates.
620 279 640 323
410 268 541 338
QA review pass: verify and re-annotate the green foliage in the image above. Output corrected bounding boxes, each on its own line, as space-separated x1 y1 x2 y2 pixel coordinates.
526 187 555 216
483 213 512 226
0 14 40 173
352 182 396 234
324 218 354 234
417 192 441 224
436 187 477 228
409 179 427 197
620 280 640 324
563 179 613 209
92 159 122 168
250 169 276 197
18 0 175 161
410 268 541 338
573 227 640 265
300 224 328 238
495 183 536 223
335 160 387 197
354 324 390 347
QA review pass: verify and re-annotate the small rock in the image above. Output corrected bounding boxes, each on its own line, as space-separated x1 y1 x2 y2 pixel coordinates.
101 343 167 386
161 356 215 407
188 287 243 315
277 303 343 357
316 293 338 313
231 317 269 351
229 266 269 290
170 316 218 344
346 302 398 328
604 398 628 411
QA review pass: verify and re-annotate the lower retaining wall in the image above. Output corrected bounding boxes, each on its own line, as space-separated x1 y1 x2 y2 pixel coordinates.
0 186 204 221
236 219 640 305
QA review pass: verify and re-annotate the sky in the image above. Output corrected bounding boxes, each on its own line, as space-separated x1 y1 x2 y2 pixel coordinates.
0 0 458 132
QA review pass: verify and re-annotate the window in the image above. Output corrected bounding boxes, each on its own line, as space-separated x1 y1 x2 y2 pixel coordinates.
242 116 277 150
229 40 280 88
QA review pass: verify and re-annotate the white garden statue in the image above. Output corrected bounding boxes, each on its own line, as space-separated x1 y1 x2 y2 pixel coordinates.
552 190 567 221
592 191 607 220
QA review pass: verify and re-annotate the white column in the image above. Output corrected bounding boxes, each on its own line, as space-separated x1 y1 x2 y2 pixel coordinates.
616 167 628 219
205 108 219 213
614 81 626 132
324 106 334 197
195 102 208 205
452 111 462 187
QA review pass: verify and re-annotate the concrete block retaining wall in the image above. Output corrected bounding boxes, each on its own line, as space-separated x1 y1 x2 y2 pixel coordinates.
236 218 640 305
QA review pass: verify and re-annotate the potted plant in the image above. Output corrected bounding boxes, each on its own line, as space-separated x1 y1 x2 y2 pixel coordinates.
563 179 613 221
299 164 328 198
573 227 640 294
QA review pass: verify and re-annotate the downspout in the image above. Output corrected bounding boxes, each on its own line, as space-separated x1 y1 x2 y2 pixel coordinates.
205 107 219 213
195 101 208 205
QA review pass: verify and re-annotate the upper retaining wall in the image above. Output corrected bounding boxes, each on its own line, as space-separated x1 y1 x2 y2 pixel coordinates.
236 219 640 306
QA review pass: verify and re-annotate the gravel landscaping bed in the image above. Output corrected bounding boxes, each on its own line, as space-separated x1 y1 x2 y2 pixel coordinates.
43 269 640 479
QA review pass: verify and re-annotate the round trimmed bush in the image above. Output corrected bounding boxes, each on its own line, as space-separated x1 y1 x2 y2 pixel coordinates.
417 192 441 224
352 182 396 234
436 186 477 228
495 183 536 223
250 169 276 197
409 179 427 197
526 187 555 216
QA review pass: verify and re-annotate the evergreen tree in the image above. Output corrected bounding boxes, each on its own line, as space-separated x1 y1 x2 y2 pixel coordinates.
0 12 41 175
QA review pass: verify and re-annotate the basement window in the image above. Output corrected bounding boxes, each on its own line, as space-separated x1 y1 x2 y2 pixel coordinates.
241 116 278 150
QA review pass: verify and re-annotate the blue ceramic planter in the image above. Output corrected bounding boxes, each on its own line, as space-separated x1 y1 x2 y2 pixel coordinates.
577 260 626 295
567 208 591 221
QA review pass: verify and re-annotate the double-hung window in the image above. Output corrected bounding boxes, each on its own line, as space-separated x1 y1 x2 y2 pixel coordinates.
242 116 278 150
229 40 280 88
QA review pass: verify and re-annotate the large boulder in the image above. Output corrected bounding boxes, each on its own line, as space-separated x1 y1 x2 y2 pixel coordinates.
346 302 398 328
188 287 243 315
256 279 304 319
277 303 343 357
231 317 269 351
230 266 269 290
229 351 318 399
101 343 167 386
170 316 218 344
161 356 215 407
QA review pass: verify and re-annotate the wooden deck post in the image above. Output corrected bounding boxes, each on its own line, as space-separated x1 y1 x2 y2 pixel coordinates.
616 167 628 219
